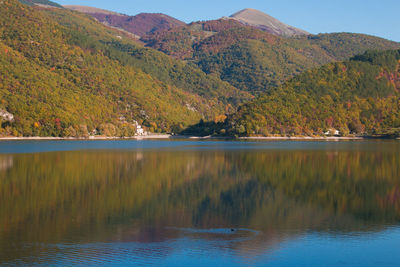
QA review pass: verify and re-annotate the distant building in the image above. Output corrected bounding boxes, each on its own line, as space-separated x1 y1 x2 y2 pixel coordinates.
324 129 340 136
133 120 147 136
136 125 145 135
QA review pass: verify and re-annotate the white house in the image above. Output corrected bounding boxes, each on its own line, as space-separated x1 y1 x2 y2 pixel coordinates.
324 129 340 136
133 120 146 136
136 125 145 135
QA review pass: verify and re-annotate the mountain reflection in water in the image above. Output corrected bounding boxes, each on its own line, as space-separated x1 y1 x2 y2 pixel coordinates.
0 141 399 265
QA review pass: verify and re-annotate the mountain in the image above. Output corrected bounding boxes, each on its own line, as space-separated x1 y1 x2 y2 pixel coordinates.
142 20 400 94
63 5 120 15
0 0 247 137
229 8 309 37
67 6 400 95
18 0 62 8
184 49 400 137
64 5 186 37
196 32 400 94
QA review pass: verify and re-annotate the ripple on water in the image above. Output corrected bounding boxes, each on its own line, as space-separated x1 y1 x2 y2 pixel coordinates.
5 228 260 266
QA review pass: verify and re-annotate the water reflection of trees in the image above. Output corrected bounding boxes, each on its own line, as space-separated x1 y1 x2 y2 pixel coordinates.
0 147 399 263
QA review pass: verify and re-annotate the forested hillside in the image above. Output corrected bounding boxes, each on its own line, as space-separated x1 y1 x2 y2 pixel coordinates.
143 20 400 94
65 5 400 96
0 0 245 137
83 12 185 37
184 50 400 137
43 7 249 105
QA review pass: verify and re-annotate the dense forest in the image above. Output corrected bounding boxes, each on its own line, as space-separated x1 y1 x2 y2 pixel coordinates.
0 0 245 137
143 20 400 94
184 49 400 137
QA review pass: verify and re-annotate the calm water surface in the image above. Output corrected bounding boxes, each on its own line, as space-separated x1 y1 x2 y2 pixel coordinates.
0 140 399 266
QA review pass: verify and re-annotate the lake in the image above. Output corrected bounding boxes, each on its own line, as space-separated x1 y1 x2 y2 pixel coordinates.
0 140 399 266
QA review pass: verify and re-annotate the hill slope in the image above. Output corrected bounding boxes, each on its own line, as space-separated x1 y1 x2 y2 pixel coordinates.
64 5 186 37
142 20 400 94
196 32 400 94
45 7 249 105
68 5 400 95
63 5 120 15
230 8 309 36
0 0 246 137
186 50 400 137
18 0 62 7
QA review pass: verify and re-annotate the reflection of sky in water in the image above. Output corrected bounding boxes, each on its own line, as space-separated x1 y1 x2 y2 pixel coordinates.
9 227 400 266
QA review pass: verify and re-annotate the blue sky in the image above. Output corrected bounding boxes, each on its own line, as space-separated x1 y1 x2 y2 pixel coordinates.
56 0 400 42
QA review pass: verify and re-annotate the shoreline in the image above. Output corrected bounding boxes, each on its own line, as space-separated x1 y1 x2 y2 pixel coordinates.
238 136 365 140
0 135 398 141
0 134 172 141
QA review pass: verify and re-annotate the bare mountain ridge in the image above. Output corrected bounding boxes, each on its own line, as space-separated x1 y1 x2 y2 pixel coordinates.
229 8 309 36
63 6 308 38
64 5 121 15
63 5 186 37
19 0 63 8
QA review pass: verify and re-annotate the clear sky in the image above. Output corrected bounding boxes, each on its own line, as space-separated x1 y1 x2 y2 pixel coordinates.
56 0 400 42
